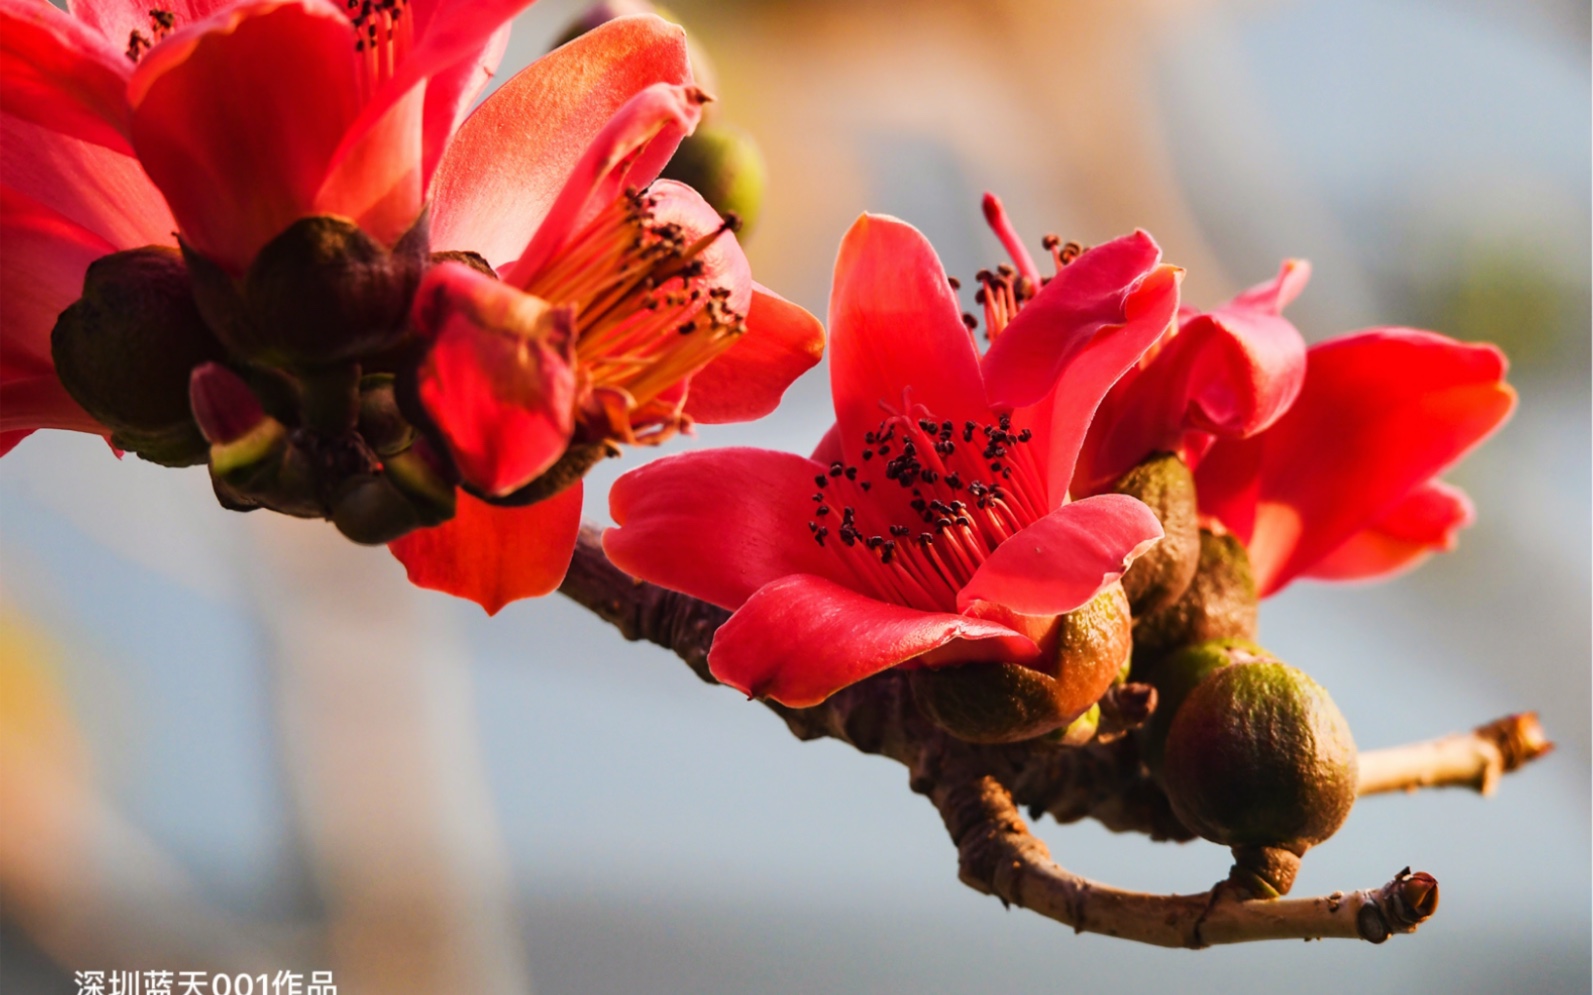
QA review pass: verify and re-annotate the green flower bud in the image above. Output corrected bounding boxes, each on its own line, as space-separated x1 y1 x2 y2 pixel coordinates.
659 125 768 233
183 214 427 368
1110 452 1199 614
1057 702 1101 746
1135 638 1275 781
51 246 225 466
911 584 1131 744
1132 529 1258 661
1161 661 1358 889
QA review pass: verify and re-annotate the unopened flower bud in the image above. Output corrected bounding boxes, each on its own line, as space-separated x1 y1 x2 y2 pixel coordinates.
660 125 767 233
1135 638 1274 780
190 362 271 446
1160 661 1358 875
1132 529 1258 661
911 584 1131 744
183 214 427 367
358 374 416 456
331 473 424 545
1110 452 1199 614
1057 702 1101 746
383 440 457 526
51 246 225 466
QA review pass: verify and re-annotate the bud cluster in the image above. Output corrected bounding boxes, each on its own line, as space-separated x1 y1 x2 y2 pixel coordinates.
49 211 472 544
908 448 1360 897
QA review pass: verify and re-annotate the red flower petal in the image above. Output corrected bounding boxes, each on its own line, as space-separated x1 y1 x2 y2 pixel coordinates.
1079 260 1307 491
683 283 824 425
1304 479 1474 582
388 482 585 614
1196 328 1515 595
2 113 175 249
1 187 115 381
340 0 536 190
984 231 1181 506
128 0 368 272
605 446 856 610
649 179 751 310
708 573 1038 707
417 22 509 185
502 80 704 286
828 214 987 462
955 493 1163 616
430 15 693 268
68 0 236 51
1 373 105 438
0 0 132 153
413 262 578 496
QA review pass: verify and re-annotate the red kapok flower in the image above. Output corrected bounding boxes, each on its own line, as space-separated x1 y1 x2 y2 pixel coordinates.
974 197 1512 596
386 29 824 613
603 214 1178 707
1193 329 1514 595
0 0 526 447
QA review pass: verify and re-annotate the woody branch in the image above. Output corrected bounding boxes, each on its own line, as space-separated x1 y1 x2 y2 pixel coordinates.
558 525 1545 946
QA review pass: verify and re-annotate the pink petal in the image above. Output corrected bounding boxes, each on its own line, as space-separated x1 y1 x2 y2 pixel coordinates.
828 214 988 461
430 15 692 268
1197 328 1515 595
413 262 578 497
1 113 176 249
955 493 1164 616
1304 479 1474 582
708 573 1038 707
128 0 367 273
1 186 116 379
983 231 1182 506
605 447 858 610
388 482 584 614
501 80 704 285
0 0 132 153
683 282 824 425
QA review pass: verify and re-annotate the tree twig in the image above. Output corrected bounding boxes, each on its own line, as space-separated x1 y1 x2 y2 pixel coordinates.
1357 712 1553 796
558 525 1545 947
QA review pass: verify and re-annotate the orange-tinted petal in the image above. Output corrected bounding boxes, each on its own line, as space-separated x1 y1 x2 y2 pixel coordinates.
388 482 584 614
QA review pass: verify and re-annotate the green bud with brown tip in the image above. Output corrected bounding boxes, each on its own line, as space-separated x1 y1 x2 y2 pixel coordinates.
1161 661 1358 894
660 125 768 233
51 246 225 466
911 584 1131 744
1109 452 1199 615
1132 529 1258 661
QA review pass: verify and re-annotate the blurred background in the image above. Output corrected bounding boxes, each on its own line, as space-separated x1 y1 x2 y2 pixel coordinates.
2 0 1588 991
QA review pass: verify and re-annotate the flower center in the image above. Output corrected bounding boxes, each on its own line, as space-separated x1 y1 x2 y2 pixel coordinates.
125 8 176 63
520 187 746 444
807 404 1049 613
347 0 413 91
